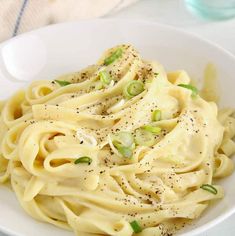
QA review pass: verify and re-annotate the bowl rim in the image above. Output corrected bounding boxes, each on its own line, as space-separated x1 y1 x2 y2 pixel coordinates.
0 18 235 236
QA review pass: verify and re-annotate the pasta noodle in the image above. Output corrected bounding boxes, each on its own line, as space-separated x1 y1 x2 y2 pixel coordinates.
0 44 234 236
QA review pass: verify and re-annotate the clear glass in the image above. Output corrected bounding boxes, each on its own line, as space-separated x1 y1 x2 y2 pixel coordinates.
185 0 235 20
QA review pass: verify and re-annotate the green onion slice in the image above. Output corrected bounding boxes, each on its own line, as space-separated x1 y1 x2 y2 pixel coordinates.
111 131 134 158
124 81 144 98
114 144 133 158
130 220 142 233
111 131 134 147
143 125 161 134
99 70 111 85
135 129 155 147
200 184 217 195
104 48 123 65
74 156 92 165
152 109 161 122
55 80 71 86
178 84 198 97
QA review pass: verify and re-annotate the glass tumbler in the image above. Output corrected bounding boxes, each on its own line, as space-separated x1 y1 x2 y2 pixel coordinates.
185 0 235 20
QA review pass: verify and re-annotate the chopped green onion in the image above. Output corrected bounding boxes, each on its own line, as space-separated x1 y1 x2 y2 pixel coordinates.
154 72 159 76
130 220 142 233
115 145 133 158
104 48 123 65
111 131 134 158
152 109 161 122
143 125 161 134
99 70 111 85
200 184 217 195
55 80 71 86
135 129 155 147
112 131 134 147
178 84 198 97
123 81 144 99
74 156 92 165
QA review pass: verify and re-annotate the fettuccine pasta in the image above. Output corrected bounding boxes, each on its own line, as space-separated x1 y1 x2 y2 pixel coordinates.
0 45 234 236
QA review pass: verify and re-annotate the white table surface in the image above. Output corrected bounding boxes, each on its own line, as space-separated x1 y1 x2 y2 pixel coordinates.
1 1 235 236
111 0 235 235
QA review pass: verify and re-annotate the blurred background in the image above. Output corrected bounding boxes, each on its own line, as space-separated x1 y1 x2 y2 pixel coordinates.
111 0 235 54
1 0 235 54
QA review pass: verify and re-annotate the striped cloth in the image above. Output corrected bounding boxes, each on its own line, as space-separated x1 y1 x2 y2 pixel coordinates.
0 0 138 42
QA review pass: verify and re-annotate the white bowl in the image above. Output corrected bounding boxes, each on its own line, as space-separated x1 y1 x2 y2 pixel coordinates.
0 19 234 236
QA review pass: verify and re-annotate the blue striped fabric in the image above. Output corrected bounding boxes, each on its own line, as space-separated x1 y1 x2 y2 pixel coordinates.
12 0 29 37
